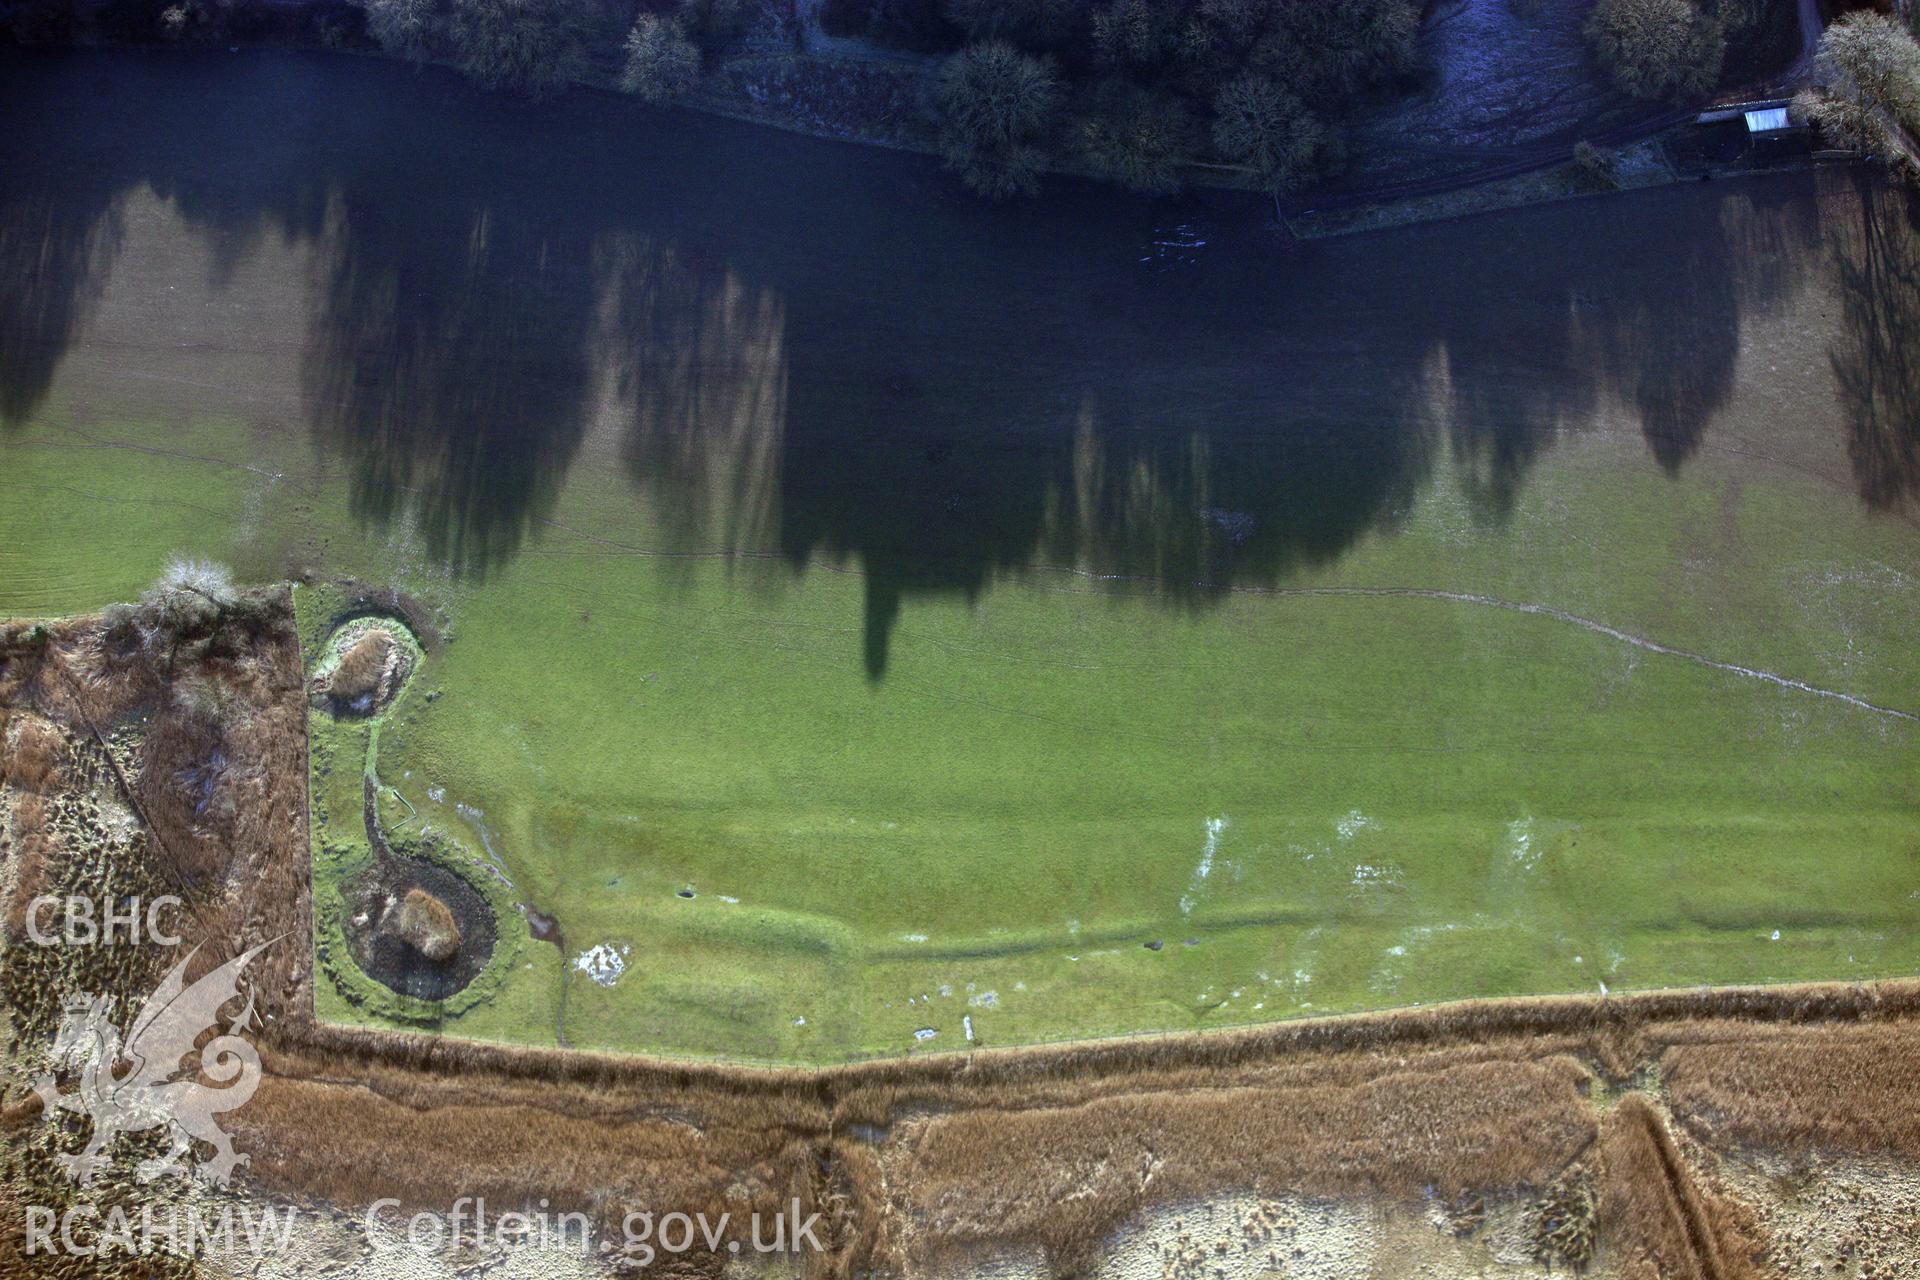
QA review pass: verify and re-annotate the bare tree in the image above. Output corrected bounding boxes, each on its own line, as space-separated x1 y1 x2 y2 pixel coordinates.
1080 81 1193 194
357 0 437 61
621 14 701 103
1802 11 1920 166
934 41 1060 198
1210 74 1324 195
447 0 596 96
1586 0 1725 101
138 556 238 675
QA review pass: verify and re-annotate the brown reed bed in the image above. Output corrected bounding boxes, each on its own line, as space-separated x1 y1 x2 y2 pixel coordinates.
1594 1094 1767 1280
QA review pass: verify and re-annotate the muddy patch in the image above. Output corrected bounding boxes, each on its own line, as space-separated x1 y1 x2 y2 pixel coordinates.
342 855 496 1002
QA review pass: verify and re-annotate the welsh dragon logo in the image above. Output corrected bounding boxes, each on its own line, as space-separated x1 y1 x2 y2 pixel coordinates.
32 940 274 1187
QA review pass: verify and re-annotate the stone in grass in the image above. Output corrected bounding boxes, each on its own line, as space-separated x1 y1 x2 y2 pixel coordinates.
394 887 461 963
329 630 395 709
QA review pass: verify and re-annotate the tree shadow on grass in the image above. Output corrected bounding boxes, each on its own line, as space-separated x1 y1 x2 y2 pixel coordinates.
0 50 1890 678
1828 171 1920 516
300 191 600 580
0 183 122 432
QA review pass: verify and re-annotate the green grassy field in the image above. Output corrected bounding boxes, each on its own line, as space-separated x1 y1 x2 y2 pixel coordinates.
6 386 1915 1061
362 442 1920 1061
1 50 1916 1062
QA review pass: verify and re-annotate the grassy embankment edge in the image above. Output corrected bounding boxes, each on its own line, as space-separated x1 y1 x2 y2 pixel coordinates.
295 580 526 1032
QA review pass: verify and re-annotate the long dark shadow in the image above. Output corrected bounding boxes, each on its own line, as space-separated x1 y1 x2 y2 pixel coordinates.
0 49 1889 677
1829 170 1920 515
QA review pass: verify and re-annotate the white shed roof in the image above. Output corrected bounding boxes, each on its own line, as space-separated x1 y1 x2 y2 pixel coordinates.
1745 107 1791 133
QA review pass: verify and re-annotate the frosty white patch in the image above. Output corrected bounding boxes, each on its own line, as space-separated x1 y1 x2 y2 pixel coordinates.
573 943 629 988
